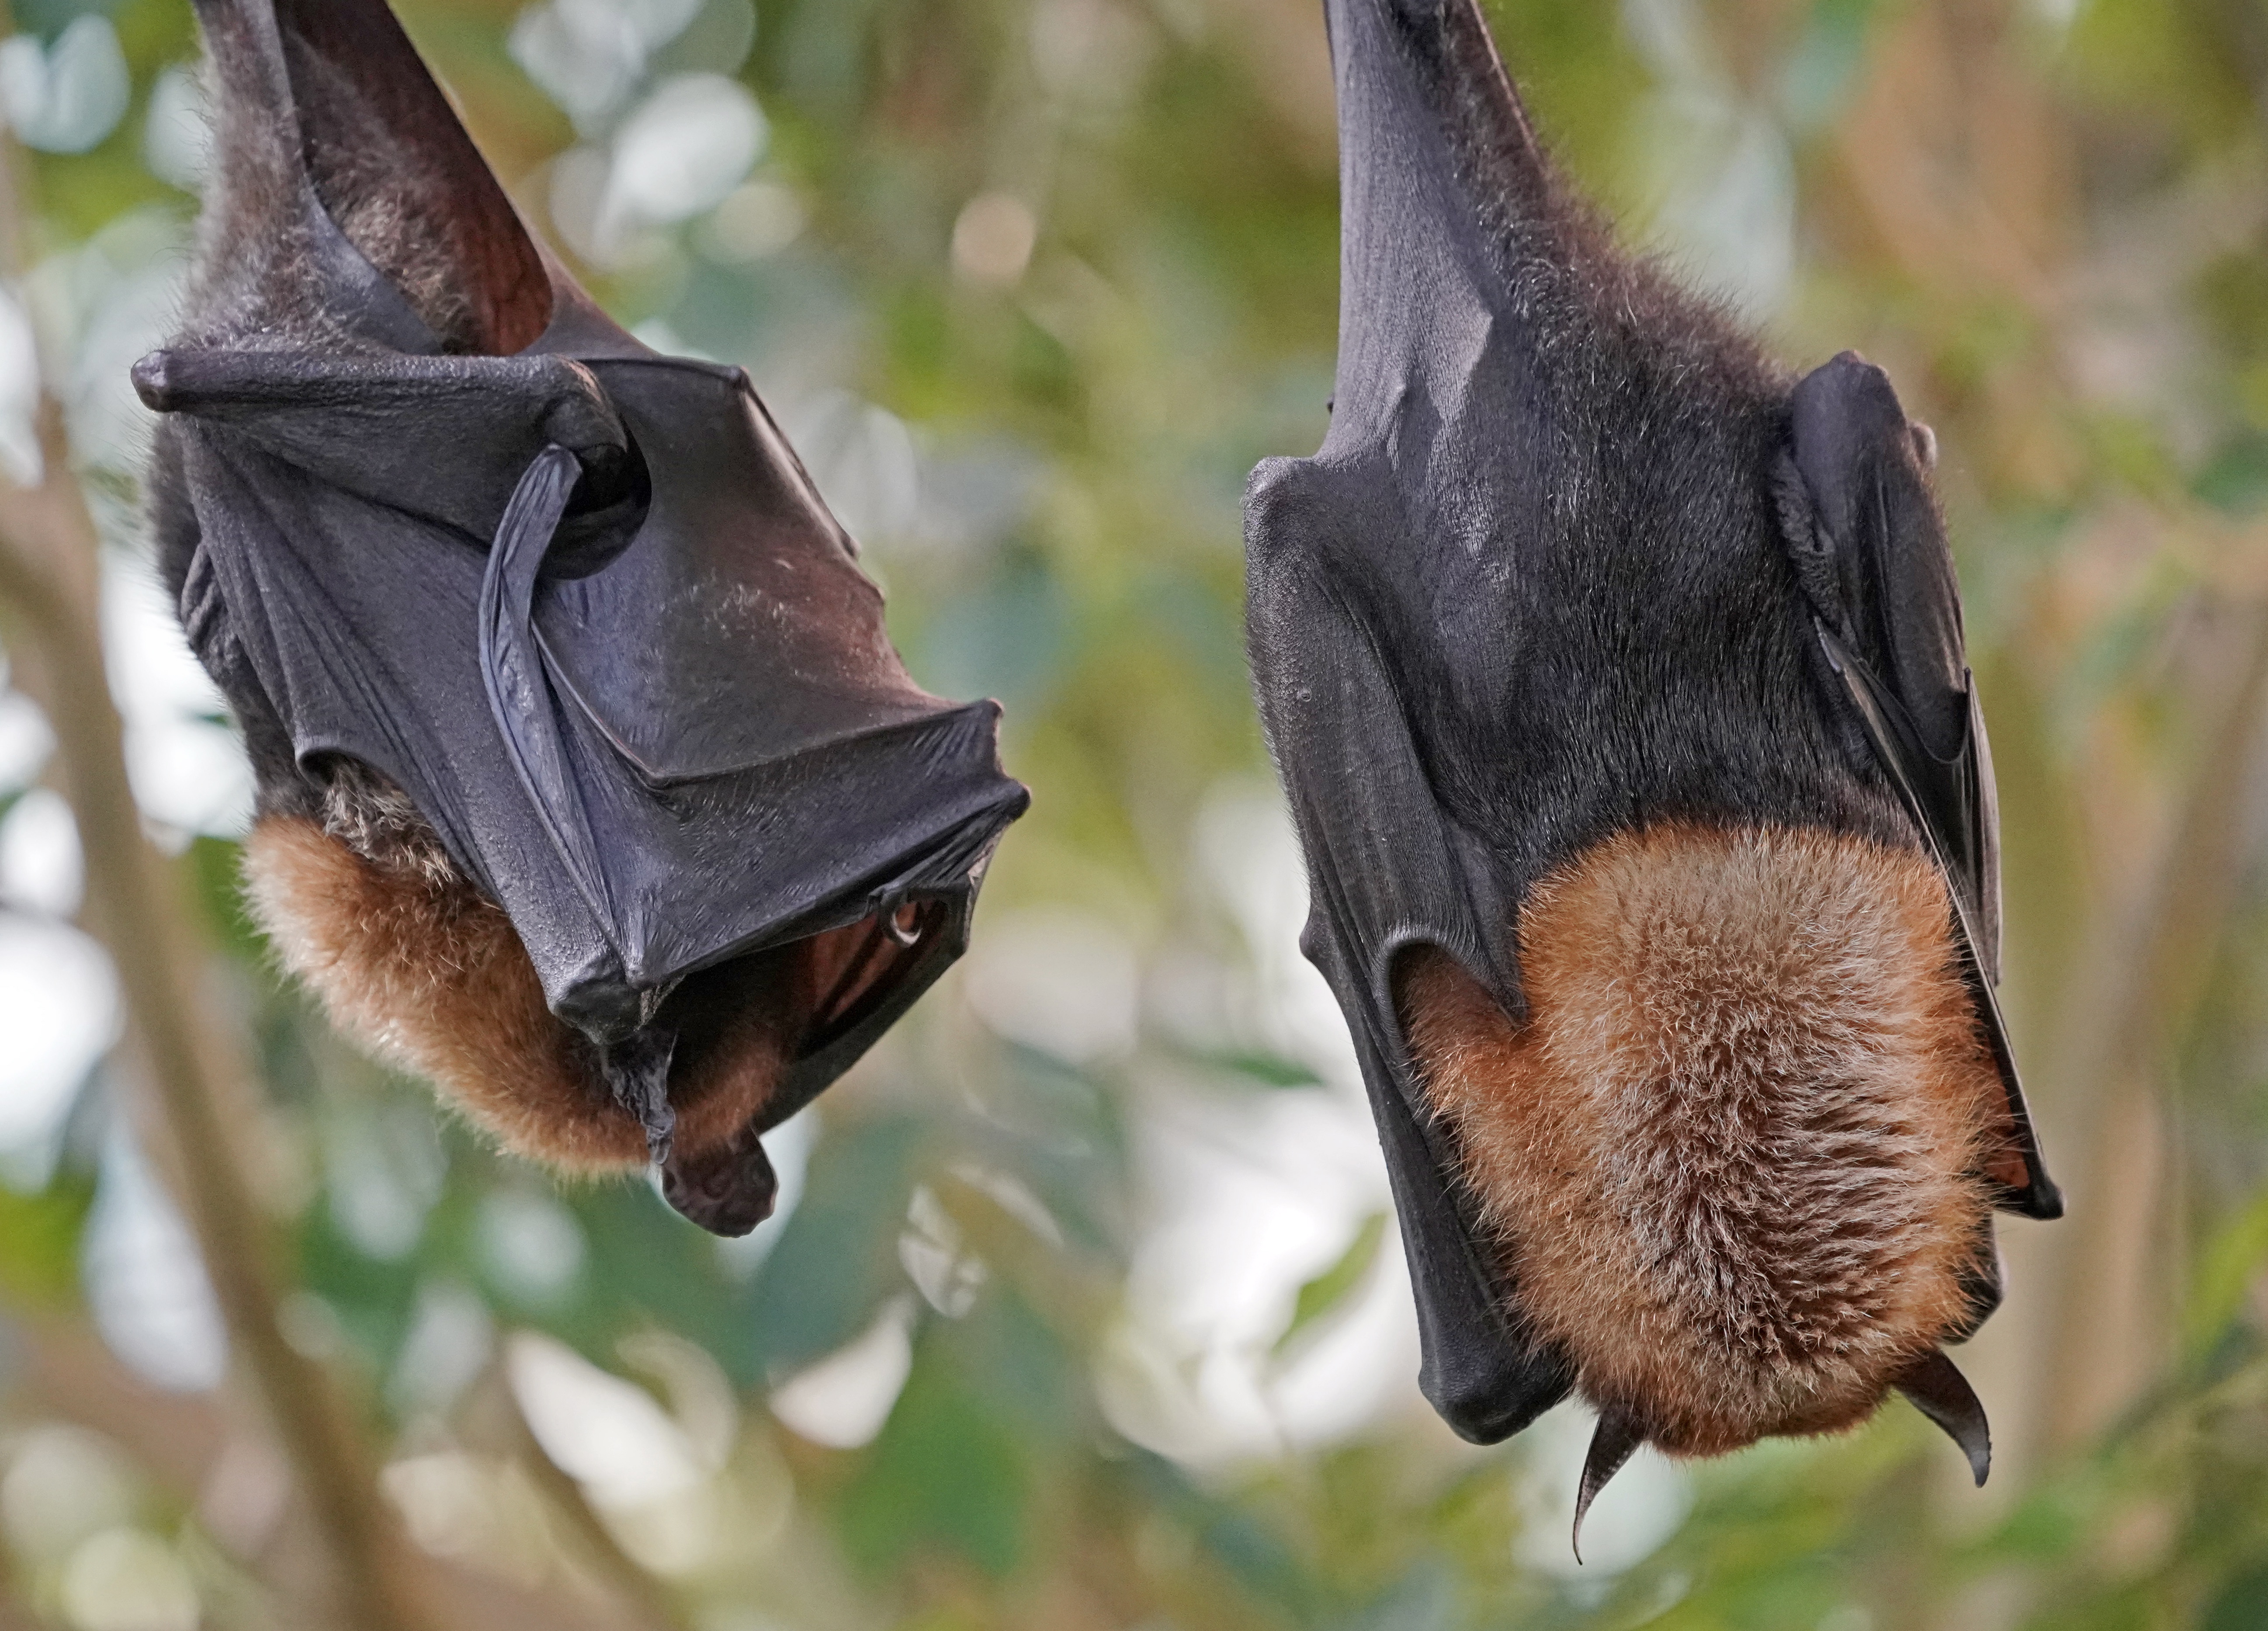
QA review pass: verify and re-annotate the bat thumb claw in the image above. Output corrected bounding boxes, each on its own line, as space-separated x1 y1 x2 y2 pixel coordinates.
131 352 175 412
1894 1349 1991 1486
1571 1408 1645 1564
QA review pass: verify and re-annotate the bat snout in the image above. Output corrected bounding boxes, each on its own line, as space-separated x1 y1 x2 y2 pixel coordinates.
1396 822 2011 1458
242 760 925 1233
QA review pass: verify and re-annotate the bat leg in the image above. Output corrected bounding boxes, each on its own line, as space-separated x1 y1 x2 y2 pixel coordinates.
193 0 553 354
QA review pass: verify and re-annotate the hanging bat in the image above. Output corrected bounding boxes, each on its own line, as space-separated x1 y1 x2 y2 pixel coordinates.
135 0 1027 1236
1243 0 2060 1546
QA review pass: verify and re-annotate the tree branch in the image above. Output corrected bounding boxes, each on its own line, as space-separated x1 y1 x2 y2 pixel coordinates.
0 106 447 1631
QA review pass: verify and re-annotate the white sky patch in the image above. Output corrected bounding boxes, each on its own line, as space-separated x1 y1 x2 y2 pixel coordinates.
557 72 765 262
609 74 765 224
0 17 130 156
0 915 116 1152
0 1425 137 1562
100 555 253 838
952 193 1038 289
0 285 40 487
143 63 211 193
899 1182 988 1318
82 1134 229 1393
701 180 808 263
510 0 706 131
962 906 1141 1065
0 786 84 919
1187 777 1360 1084
0 690 54 790
66 246 183 475
390 1281 496 1419
1102 1079 1417 1464
782 389 923 549
477 1190 588 1306
59 1527 200 1631
1622 0 1796 322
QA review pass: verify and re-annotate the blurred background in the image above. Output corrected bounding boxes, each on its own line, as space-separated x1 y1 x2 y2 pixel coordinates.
0 0 2258 1626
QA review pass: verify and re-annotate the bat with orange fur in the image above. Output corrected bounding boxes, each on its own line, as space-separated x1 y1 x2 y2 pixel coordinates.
136 0 1026 1235
1243 0 2060 1547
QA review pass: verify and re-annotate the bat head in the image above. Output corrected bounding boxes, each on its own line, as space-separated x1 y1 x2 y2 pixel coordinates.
1244 0 2057 1508
239 773 921 1236
143 0 1026 1234
1398 827 2005 1510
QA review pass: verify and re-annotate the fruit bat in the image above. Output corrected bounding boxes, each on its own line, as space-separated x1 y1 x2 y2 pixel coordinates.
136 0 1027 1235
1242 0 2061 1546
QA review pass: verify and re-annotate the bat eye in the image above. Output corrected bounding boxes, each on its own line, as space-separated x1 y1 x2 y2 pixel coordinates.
1910 421 1938 472
542 434 653 581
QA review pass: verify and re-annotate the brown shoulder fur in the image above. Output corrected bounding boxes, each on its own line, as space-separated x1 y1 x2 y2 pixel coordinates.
1398 824 2003 1457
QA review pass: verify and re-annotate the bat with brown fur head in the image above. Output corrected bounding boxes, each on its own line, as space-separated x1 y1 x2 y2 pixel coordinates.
1243 0 2059 1545
136 0 1027 1236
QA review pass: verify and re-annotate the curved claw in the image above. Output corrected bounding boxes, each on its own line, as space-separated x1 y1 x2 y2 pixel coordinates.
1895 1349 1991 1486
1571 1409 1645 1564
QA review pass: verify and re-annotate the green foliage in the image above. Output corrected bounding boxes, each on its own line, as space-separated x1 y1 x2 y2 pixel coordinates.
839 1341 1033 1580
3 0 2268 1627
0 1168 93 1308
1275 1211 1386 1359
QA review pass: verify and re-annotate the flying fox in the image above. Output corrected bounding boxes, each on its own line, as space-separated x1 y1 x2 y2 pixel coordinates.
1242 0 2059 1547
137 0 1026 1235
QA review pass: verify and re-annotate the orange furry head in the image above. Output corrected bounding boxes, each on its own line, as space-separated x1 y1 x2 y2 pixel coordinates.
243 763 923 1234
1398 825 2011 1462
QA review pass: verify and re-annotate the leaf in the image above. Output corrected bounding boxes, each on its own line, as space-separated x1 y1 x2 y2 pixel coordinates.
2206 1565 2268 1631
742 1112 923 1379
837 1343 1029 1581
2186 1183 2268 1356
0 1169 94 1308
1273 1210 1387 1359
1196 1046 1325 1090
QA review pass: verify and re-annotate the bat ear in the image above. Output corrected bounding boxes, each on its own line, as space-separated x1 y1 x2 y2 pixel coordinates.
191 0 552 354
1893 1349 1992 1486
1571 1408 1646 1563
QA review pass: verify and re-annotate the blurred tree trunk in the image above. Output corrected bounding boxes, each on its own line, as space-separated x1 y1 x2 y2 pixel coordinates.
0 111 449 1631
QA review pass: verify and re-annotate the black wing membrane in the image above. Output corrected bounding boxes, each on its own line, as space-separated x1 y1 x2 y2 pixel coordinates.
1246 0 1604 1442
1245 466 1573 1439
145 0 1026 1148
1248 0 2056 1444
